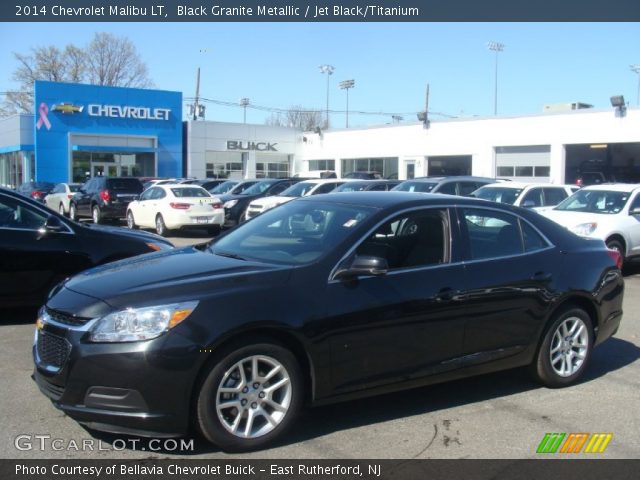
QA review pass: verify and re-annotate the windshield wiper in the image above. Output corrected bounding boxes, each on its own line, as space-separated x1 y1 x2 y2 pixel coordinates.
214 251 247 261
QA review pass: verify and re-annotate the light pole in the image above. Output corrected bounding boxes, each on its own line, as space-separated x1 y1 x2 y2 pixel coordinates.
319 64 335 128
240 97 250 123
487 41 505 116
631 64 640 106
339 79 355 128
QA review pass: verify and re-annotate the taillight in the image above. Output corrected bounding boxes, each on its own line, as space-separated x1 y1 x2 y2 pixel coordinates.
100 190 110 202
31 190 44 199
576 178 583 187
607 249 623 269
67 194 74 199
170 202 191 209
211 202 223 209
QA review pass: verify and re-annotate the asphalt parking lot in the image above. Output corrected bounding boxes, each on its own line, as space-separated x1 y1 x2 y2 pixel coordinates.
1 232 638 460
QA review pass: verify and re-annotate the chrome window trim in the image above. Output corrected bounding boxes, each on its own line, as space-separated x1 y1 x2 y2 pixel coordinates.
328 203 557 283
328 205 454 283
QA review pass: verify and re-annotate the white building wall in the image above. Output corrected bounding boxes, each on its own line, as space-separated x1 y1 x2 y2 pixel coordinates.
297 108 640 184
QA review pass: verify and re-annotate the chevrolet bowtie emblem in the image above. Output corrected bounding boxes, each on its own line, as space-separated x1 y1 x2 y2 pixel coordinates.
52 103 84 114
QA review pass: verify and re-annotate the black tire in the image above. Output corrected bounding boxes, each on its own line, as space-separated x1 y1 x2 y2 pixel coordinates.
126 210 138 230
92 205 102 224
58 203 66 216
207 225 221 236
531 307 594 388
155 214 170 237
69 203 77 221
606 238 625 268
195 342 303 452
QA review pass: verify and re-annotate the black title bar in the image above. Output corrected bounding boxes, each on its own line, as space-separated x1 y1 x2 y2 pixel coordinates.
3 0 640 22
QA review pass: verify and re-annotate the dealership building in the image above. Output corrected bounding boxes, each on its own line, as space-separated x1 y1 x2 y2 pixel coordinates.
1 81 639 188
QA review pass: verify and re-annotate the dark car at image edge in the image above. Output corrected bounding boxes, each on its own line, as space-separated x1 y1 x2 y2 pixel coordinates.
0 187 173 308
33 192 624 452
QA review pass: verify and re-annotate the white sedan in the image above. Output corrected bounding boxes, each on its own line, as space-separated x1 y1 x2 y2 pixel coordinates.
126 184 224 236
540 183 640 266
44 182 82 216
471 182 578 210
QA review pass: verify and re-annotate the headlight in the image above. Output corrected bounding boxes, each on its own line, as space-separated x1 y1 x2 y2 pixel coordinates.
224 200 238 209
89 301 198 343
569 222 597 236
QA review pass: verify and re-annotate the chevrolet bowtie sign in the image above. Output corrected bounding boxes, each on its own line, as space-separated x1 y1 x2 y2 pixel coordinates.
52 103 84 114
227 141 278 152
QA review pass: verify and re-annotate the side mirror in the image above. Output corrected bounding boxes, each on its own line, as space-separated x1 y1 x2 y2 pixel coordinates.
334 255 389 280
38 215 66 236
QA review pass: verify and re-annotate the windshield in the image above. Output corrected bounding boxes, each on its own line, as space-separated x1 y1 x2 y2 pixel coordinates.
334 182 368 192
279 182 316 197
107 179 143 192
210 181 237 194
242 181 277 195
392 181 436 193
211 200 375 265
230 181 259 194
68 184 81 192
472 187 523 205
554 190 629 214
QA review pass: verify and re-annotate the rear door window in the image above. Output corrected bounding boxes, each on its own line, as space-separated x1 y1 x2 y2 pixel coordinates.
542 187 568 206
107 178 143 193
462 209 523 260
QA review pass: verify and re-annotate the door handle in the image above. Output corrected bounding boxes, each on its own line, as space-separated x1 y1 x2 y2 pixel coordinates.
531 272 552 282
435 287 460 302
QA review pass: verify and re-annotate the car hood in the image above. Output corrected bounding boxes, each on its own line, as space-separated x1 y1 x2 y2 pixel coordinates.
62 246 290 310
80 223 173 247
540 209 611 227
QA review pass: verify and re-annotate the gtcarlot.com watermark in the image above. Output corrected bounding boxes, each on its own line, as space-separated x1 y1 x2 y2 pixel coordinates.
14 434 195 452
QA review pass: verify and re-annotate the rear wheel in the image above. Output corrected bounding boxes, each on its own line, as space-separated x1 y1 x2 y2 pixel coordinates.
531 307 593 388
69 203 77 221
155 214 170 236
195 342 303 452
58 203 66 216
92 205 102 224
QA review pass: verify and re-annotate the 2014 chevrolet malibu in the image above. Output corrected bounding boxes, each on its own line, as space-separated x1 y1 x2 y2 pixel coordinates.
33 192 624 451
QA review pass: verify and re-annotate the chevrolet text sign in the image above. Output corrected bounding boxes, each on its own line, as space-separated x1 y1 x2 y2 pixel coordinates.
88 104 171 121
227 141 278 152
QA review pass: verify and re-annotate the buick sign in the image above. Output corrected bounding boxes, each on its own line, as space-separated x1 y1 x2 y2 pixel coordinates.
227 141 278 152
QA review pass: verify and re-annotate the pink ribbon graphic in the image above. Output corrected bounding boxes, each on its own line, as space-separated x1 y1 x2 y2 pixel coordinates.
36 102 51 130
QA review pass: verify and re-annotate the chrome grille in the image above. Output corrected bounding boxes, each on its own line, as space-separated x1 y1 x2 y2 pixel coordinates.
36 332 71 370
46 307 89 327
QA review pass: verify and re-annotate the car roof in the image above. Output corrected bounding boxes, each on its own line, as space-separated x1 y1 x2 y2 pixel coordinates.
406 176 497 183
478 182 573 190
580 183 640 192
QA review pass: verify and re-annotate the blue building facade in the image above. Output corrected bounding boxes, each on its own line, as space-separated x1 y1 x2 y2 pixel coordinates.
28 81 182 184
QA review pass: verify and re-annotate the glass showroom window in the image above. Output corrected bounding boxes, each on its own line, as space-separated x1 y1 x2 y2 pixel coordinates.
308 159 335 171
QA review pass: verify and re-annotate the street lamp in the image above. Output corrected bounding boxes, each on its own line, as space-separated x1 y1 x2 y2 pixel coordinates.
240 97 250 123
487 41 505 116
319 64 335 128
631 64 640 106
339 79 355 128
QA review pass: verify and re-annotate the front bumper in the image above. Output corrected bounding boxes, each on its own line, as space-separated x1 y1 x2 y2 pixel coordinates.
32 310 202 437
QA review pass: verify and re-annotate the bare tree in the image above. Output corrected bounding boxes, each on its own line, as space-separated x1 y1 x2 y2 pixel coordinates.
266 105 323 131
2 33 152 115
84 33 152 88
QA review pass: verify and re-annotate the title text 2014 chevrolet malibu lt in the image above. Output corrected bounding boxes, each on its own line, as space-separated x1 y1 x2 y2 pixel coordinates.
33 192 624 451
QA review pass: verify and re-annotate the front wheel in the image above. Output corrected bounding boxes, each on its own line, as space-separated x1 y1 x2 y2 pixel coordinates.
606 238 625 268
58 203 66 216
126 210 137 230
531 307 593 388
195 342 303 452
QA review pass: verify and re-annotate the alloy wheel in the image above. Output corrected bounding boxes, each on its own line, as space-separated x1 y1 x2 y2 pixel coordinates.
126 211 135 229
58 203 65 216
549 316 589 377
215 355 292 439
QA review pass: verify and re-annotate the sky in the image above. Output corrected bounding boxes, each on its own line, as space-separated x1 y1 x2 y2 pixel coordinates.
0 22 639 128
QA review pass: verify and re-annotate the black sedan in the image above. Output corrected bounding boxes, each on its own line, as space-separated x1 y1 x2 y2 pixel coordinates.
33 192 623 452
0 187 173 308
